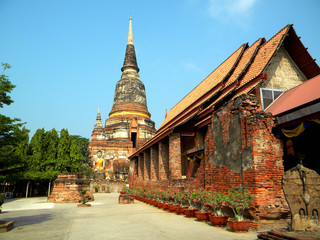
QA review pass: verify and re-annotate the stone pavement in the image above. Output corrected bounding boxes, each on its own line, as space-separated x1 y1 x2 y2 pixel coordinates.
0 193 258 240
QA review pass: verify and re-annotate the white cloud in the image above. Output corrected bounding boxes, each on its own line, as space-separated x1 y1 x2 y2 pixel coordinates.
207 0 258 25
183 61 201 71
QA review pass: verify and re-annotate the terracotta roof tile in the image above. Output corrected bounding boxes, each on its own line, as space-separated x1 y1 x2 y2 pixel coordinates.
159 44 246 130
129 24 320 158
233 25 291 94
212 38 264 105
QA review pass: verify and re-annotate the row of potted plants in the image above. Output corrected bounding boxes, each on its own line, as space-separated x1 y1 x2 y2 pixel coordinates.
125 187 253 232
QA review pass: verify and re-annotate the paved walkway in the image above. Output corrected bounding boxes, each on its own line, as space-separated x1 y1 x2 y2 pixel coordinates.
0 193 258 240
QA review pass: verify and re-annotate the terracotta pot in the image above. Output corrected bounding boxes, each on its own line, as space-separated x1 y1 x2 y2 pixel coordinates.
178 206 188 215
162 203 170 210
168 204 176 212
120 191 126 194
228 219 250 232
174 205 181 214
184 208 198 218
195 211 210 221
209 215 229 227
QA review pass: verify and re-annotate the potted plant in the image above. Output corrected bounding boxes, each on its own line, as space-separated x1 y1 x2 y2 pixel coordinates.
77 190 92 207
226 188 253 232
183 190 199 218
193 189 210 221
207 191 229 227
120 186 127 194
174 191 187 214
93 185 100 193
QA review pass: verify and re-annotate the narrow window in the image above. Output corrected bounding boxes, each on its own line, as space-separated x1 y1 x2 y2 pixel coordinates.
131 132 137 148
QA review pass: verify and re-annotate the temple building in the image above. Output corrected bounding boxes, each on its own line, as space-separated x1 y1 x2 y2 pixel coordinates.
128 24 320 230
89 18 156 180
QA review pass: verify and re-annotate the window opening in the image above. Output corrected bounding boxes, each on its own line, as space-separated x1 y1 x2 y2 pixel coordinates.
187 150 204 178
131 132 137 148
260 88 284 110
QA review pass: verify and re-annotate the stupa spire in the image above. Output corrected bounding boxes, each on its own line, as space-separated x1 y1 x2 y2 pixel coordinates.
127 17 134 45
109 18 150 119
94 106 103 130
121 17 139 73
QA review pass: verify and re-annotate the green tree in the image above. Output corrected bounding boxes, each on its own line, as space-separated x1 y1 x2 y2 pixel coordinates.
45 128 59 172
70 140 82 172
0 63 15 107
70 135 91 164
30 128 46 172
57 128 71 172
0 63 27 182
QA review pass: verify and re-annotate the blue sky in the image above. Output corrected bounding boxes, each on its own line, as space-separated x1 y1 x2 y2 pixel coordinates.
1 0 320 140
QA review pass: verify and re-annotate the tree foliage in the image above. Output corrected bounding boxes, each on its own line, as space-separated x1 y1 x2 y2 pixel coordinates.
0 63 26 181
0 63 92 185
0 63 15 108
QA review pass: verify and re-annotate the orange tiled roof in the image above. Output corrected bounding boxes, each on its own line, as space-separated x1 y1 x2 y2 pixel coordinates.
211 38 265 106
129 24 320 158
232 25 290 98
159 44 246 129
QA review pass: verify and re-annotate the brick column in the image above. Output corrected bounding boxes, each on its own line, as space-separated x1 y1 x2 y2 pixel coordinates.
144 149 151 181
169 133 182 179
159 139 169 180
138 153 144 180
150 145 159 180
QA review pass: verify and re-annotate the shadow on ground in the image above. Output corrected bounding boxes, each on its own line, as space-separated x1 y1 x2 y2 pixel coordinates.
1 214 53 227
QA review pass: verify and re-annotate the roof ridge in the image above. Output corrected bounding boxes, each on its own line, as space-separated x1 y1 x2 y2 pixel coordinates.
167 44 247 114
159 43 247 130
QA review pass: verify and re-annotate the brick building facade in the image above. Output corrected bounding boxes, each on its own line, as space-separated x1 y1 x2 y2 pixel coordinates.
89 18 155 180
128 25 320 230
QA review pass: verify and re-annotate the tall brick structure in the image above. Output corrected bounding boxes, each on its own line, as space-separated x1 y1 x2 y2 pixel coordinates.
128 25 320 230
89 18 155 180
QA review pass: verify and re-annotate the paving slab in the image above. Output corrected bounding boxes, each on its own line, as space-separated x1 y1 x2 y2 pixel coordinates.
0 193 258 240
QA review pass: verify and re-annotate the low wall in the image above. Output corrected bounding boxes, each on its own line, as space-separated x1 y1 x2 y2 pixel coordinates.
48 174 93 203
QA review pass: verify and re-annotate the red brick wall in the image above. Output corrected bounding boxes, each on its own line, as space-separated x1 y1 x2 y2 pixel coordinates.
169 133 182 179
129 94 289 230
48 174 93 203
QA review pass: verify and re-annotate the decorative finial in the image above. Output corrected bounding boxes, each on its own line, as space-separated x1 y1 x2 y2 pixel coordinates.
127 17 134 45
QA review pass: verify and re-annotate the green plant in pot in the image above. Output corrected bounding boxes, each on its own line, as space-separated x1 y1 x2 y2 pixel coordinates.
120 185 128 194
227 188 253 221
79 190 92 205
182 191 194 209
207 191 227 216
175 191 184 206
193 189 209 212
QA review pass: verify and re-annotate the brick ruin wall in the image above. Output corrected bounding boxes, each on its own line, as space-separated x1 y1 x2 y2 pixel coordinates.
129 94 291 230
48 174 93 203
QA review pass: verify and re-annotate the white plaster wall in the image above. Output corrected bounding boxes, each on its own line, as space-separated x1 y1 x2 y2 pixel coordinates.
262 47 307 90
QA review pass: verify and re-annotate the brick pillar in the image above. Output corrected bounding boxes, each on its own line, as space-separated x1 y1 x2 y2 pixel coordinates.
138 153 144 180
144 149 151 181
159 138 169 180
128 158 135 182
150 144 159 180
169 133 182 179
